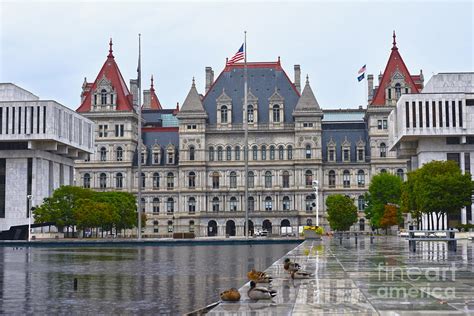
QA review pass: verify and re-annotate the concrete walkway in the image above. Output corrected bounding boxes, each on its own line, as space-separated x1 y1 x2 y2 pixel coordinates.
209 236 474 315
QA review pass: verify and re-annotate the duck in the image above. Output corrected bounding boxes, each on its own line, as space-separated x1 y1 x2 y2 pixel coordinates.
247 281 277 300
283 258 301 274
291 270 313 279
220 288 241 302
247 269 273 283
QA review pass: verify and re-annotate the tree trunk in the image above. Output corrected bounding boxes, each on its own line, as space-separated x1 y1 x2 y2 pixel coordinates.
431 213 435 230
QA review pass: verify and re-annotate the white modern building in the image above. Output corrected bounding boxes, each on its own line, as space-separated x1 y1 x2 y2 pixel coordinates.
0 83 94 231
389 72 474 227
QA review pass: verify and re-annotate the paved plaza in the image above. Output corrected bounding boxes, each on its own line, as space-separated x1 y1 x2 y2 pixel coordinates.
210 236 474 315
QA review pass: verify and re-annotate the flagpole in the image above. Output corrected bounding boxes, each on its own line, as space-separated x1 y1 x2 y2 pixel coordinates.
243 31 249 239
137 33 143 240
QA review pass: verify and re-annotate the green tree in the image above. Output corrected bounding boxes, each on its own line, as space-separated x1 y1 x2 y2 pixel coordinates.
365 173 402 229
380 204 400 233
402 160 473 229
93 191 137 234
326 194 358 231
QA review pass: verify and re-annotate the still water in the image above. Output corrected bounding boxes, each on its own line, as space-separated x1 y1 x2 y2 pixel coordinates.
0 242 299 314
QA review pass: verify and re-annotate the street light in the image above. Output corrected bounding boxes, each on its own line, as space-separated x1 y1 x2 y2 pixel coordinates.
312 180 319 227
27 195 32 242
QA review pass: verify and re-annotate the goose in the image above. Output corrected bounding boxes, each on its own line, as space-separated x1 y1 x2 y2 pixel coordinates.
291 270 313 279
247 281 277 300
220 288 241 302
247 269 273 283
283 258 301 274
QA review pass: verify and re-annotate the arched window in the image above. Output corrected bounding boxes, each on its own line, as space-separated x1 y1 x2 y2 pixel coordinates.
269 146 275 160
358 195 365 211
212 172 219 189
305 170 313 187
235 146 241 160
265 171 272 188
226 146 232 161
188 197 196 214
248 197 255 212
153 172 160 189
395 83 401 99
343 170 350 188
99 173 107 188
166 198 174 214
229 196 237 212
101 89 107 105
153 198 160 213
247 105 254 123
252 145 258 160
116 172 123 188
264 196 272 211
140 172 146 189
287 145 293 160
83 173 90 188
189 146 195 161
189 220 195 233
221 105 228 123
282 196 290 211
261 145 267 160
116 146 123 161
282 171 290 188
167 220 173 233
230 171 237 188
278 145 284 160
100 147 107 161
305 145 311 159
209 146 214 161
217 146 223 161
212 197 220 212
328 170 336 187
380 143 387 158
167 172 174 189
357 170 365 187
397 168 404 180
248 171 255 188
188 172 196 188
153 220 159 233
273 105 280 122
305 195 313 212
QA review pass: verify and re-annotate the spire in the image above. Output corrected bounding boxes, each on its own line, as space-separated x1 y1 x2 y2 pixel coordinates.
148 74 162 110
150 75 155 91
108 38 114 58
192 77 196 87
306 74 309 84
294 76 321 113
177 78 208 118
392 30 397 50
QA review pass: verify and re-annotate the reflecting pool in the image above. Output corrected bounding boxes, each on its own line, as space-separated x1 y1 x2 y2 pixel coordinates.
0 242 299 314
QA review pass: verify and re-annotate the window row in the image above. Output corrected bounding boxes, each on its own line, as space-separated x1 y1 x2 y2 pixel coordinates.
218 104 284 124
405 100 463 129
208 145 301 161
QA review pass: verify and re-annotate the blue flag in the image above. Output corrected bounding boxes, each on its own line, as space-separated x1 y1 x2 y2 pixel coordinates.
357 73 365 82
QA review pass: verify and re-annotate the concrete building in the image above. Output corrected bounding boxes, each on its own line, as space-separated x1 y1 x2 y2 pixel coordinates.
76 34 415 237
0 83 94 231
389 72 474 227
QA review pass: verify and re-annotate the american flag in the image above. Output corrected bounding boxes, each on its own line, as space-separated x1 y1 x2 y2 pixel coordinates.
227 44 244 64
358 64 366 74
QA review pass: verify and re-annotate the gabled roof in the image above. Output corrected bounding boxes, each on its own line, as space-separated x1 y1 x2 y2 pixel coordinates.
77 39 134 112
294 76 322 113
149 75 162 110
371 32 420 106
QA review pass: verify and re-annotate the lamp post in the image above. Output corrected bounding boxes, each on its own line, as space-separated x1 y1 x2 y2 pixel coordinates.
27 195 32 242
312 180 319 227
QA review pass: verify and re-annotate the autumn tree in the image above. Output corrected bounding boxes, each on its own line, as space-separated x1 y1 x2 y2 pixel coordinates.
326 194 358 231
380 204 401 234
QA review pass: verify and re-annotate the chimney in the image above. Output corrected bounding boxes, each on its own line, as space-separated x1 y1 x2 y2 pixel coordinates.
130 79 139 106
367 74 374 102
294 65 301 93
205 67 214 93
419 69 424 90
378 72 383 85
142 90 151 109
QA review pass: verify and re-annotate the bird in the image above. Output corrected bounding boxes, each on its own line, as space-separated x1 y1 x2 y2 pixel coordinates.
283 258 301 274
247 269 273 283
291 270 313 279
220 288 241 301
247 281 277 300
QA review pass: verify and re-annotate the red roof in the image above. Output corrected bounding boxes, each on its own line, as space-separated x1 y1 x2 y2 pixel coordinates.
371 32 420 106
148 75 162 110
77 39 134 112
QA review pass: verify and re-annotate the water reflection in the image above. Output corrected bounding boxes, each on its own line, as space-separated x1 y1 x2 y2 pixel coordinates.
0 243 298 314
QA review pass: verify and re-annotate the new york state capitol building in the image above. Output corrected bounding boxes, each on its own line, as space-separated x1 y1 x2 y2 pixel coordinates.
75 35 426 237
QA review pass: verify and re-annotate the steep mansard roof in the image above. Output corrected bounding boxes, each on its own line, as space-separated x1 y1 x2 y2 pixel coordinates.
77 39 134 112
177 78 207 118
202 60 300 124
294 76 322 114
371 32 420 106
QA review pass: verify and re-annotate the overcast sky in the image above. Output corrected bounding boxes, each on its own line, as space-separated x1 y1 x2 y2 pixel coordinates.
0 1 472 110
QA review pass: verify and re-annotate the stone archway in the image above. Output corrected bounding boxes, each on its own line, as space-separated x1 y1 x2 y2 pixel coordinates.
359 218 365 232
208 220 218 237
226 220 236 236
245 220 254 236
263 219 272 234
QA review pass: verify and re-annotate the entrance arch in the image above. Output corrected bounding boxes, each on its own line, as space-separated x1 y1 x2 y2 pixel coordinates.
280 219 291 235
226 220 236 236
208 220 218 237
359 218 365 231
263 219 272 234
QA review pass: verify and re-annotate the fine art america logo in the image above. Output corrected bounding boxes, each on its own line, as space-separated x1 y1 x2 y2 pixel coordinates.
375 263 457 299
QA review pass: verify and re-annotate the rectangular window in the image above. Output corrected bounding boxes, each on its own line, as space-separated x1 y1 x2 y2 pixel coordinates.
466 99 474 106
329 149 335 161
343 149 349 161
447 153 460 167
405 102 410 128
452 101 456 127
18 107 21 133
465 153 471 174
0 108 3 134
43 106 47 133
377 120 382 129
439 101 443 127
0 159 5 218
388 89 392 99
358 149 364 161
382 119 388 129
459 101 463 127
445 101 450 127
37 106 40 133
115 125 119 137
425 101 430 127
446 137 460 145
12 107 15 134
418 101 423 128
432 101 436 128
412 101 416 128
30 107 33 134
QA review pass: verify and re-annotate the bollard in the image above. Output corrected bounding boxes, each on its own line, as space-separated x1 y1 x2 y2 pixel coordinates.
354 233 358 245
339 236 342 245
74 278 78 291
370 233 374 244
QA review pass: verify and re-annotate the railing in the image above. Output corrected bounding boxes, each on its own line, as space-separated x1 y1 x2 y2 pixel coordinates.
207 123 295 131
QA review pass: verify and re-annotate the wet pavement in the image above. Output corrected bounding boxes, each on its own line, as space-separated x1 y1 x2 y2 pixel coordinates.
210 236 474 315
